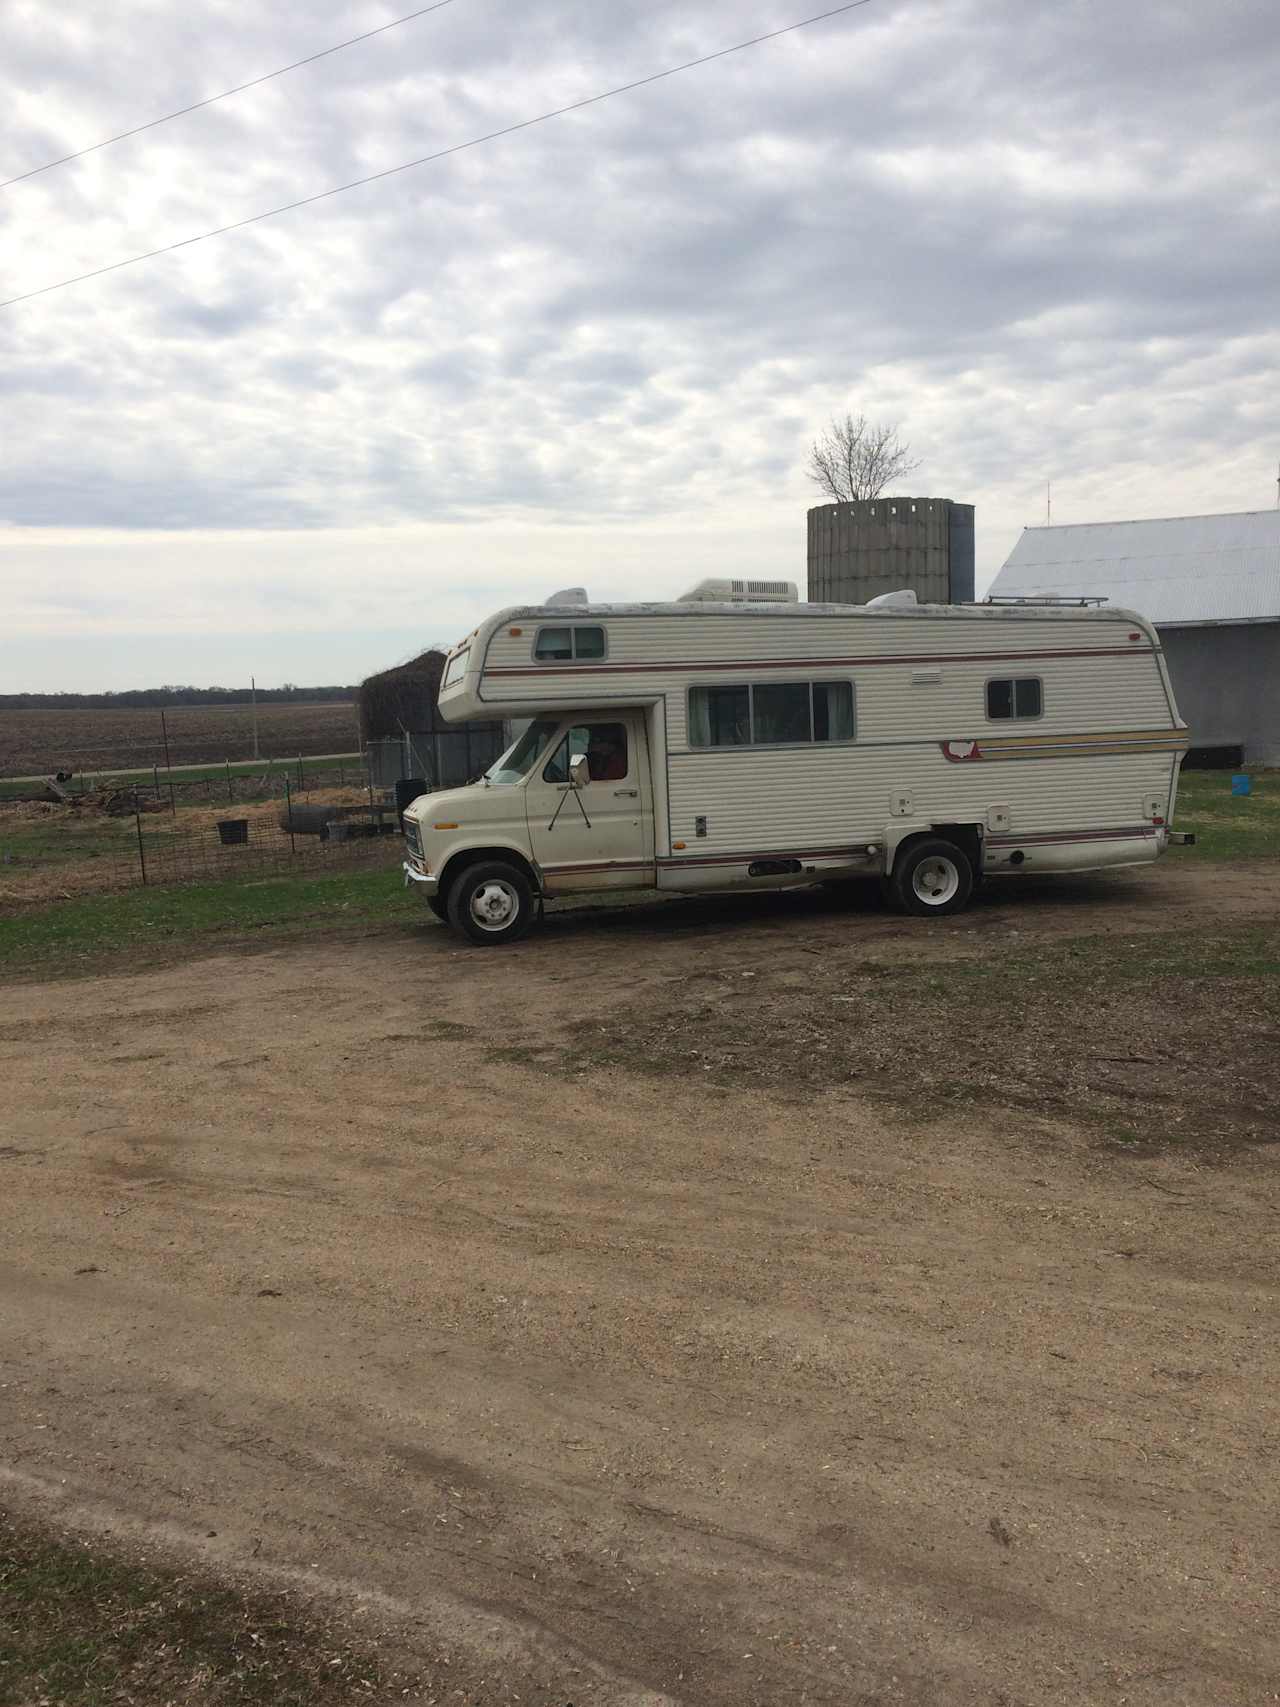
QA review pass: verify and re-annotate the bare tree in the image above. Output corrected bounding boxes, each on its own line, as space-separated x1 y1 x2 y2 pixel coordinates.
806 413 920 503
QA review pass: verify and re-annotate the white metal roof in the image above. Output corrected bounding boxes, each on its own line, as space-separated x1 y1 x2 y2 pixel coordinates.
990 509 1280 627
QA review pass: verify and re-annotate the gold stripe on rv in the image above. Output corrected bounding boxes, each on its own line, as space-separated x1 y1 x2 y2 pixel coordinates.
978 728 1190 760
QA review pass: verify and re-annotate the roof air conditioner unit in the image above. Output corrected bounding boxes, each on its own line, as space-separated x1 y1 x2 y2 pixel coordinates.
677 578 799 603
546 587 589 606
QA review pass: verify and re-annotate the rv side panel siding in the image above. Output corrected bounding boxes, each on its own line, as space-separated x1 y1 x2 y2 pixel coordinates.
467 607 1171 714
663 747 1175 859
662 653 1172 746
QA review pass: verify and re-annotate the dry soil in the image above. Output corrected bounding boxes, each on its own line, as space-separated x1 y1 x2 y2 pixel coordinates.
2 864 1279 1705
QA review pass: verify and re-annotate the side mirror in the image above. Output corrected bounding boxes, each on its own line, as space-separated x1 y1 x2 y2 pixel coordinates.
568 753 590 789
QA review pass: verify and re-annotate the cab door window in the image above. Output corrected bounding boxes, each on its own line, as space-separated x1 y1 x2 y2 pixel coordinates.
542 722 629 783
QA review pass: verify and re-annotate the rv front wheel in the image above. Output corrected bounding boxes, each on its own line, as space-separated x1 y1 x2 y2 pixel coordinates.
891 838 973 917
448 860 536 946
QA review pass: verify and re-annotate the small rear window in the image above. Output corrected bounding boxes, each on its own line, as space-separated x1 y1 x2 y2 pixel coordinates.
533 625 606 662
987 677 1042 720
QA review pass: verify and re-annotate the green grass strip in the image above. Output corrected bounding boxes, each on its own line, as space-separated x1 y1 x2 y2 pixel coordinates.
0 866 422 973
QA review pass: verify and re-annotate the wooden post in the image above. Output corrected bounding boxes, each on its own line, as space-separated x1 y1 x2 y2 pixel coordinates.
161 708 175 813
284 775 296 855
226 759 233 803
134 796 148 885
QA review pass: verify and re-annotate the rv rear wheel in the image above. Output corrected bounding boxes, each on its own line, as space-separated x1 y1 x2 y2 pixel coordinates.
890 838 974 917
447 860 536 946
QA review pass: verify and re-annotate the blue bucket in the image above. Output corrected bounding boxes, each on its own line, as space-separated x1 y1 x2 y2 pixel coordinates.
1231 774 1252 797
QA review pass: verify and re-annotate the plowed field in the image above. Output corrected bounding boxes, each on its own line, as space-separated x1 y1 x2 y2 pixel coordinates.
0 701 357 776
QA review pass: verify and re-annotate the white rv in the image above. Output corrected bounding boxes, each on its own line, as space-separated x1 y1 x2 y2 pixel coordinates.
402 584 1192 945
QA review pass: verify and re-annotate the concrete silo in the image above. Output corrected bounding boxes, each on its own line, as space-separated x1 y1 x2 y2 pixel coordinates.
807 497 975 605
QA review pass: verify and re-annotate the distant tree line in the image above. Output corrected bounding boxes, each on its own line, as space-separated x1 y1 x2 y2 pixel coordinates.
0 684 357 710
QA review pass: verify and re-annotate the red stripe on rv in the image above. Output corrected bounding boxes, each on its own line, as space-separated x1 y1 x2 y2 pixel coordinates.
485 645 1155 677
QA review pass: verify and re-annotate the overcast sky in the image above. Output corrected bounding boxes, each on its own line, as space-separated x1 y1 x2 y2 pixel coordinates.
2 0 1277 690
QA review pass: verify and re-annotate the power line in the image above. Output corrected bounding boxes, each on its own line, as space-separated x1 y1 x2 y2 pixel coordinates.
0 0 874 311
0 0 464 191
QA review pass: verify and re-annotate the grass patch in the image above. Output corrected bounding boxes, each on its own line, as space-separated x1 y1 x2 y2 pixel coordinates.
0 866 422 976
1176 767 1280 861
0 815 136 868
0 1507 412 1707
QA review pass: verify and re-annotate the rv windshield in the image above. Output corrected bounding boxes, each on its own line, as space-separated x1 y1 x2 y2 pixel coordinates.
485 719 559 785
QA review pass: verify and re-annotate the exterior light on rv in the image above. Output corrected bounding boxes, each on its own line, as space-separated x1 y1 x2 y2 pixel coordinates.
509 626 523 636
433 821 459 830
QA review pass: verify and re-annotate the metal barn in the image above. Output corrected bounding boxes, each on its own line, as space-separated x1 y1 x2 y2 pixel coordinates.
990 509 1280 766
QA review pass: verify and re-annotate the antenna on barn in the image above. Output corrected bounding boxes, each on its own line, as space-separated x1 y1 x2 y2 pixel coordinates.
251 675 259 760
1046 479 1052 526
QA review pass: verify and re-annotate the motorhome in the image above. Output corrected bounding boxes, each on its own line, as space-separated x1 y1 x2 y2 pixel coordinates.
402 582 1192 945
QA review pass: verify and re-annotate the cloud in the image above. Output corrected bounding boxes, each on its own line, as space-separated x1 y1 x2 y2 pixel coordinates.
0 0 1277 687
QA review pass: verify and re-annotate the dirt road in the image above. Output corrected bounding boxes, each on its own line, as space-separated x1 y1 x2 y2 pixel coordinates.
3 864 1279 1704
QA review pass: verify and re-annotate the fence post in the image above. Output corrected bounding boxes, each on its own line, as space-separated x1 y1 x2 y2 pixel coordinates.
284 775 296 855
153 763 160 801
297 753 304 790
226 759 233 803
160 708 176 813
134 795 148 885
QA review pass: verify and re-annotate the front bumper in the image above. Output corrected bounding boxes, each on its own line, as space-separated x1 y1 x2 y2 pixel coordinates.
402 860 439 897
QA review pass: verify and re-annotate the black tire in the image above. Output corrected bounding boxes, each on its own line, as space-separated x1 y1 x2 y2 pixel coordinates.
446 860 536 946
889 838 974 917
426 896 449 922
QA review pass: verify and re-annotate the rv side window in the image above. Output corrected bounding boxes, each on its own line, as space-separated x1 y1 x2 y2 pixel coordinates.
533 625 607 662
752 683 810 744
987 677 1042 720
688 681 854 746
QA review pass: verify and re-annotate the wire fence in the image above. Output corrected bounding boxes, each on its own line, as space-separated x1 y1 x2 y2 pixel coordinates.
134 812 403 887
0 791 407 900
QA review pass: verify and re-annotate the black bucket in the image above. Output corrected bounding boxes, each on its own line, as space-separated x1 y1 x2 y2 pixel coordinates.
395 777 428 812
217 818 249 846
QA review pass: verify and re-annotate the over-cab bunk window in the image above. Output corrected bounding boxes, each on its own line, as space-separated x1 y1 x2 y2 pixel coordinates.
688 681 854 747
986 677 1043 720
533 625 607 662
442 647 469 688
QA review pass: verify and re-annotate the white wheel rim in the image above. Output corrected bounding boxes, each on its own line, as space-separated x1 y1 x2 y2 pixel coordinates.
912 856 960 906
469 879 520 932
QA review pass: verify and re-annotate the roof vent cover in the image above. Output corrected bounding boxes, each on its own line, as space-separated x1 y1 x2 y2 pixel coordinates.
865 588 919 609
